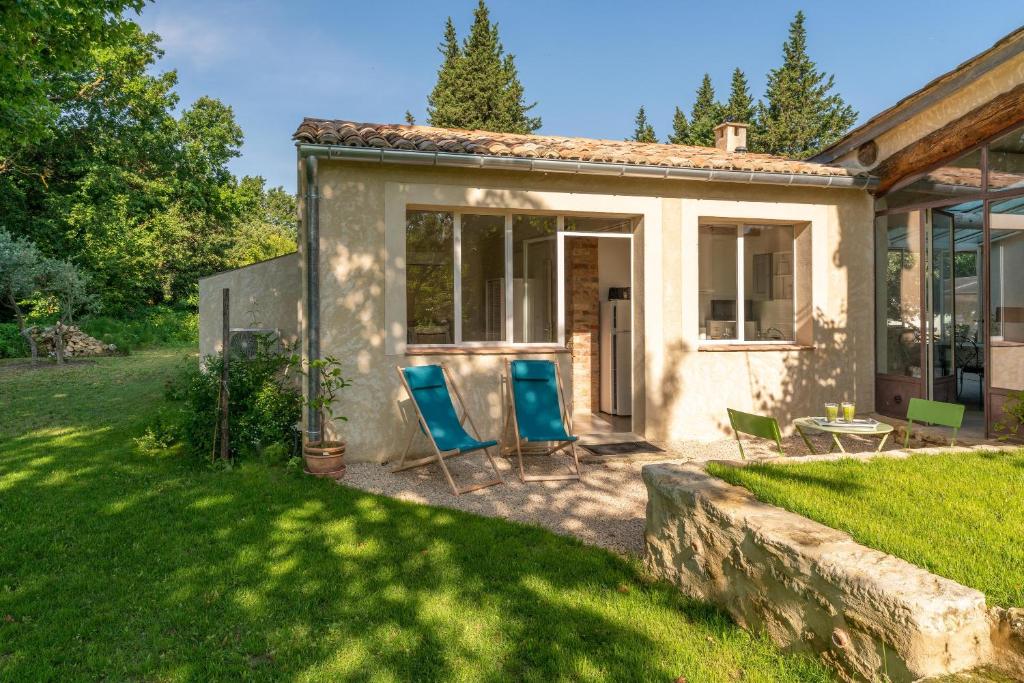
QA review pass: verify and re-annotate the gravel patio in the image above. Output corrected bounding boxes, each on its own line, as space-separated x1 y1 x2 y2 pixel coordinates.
340 429 907 556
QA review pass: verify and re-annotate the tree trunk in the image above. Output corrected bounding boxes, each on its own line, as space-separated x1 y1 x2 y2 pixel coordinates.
54 321 66 365
7 296 38 366
21 327 38 366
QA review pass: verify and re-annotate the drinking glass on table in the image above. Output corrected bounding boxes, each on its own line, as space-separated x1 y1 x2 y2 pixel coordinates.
824 402 839 422
841 401 856 422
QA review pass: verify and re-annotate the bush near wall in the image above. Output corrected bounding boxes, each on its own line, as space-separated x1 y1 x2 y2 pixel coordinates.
160 349 301 461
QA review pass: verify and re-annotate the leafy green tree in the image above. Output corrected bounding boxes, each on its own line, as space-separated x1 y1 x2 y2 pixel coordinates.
630 106 657 143
0 0 145 179
667 106 690 145
426 1 541 133
724 68 755 124
227 177 297 267
687 74 724 147
40 256 93 363
0 230 47 363
754 11 857 158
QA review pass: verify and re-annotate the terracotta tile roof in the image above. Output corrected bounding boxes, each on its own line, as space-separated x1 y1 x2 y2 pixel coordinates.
294 118 864 179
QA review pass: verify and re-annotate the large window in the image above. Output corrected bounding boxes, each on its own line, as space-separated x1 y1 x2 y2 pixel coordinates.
406 211 454 344
875 212 923 377
989 197 1024 394
698 222 795 342
405 210 600 346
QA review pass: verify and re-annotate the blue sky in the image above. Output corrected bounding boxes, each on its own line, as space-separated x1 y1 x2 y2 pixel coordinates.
136 1 1023 192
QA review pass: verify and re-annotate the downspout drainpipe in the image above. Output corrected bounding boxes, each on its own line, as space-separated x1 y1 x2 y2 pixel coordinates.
304 154 321 443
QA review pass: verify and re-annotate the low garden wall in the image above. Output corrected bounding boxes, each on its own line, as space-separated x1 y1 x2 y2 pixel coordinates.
642 447 1022 681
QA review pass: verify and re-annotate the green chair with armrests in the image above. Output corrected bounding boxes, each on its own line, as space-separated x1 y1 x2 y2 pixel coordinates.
727 409 785 459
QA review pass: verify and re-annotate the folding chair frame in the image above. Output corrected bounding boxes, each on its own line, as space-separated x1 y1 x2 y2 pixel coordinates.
394 364 503 496
500 359 582 483
727 408 785 459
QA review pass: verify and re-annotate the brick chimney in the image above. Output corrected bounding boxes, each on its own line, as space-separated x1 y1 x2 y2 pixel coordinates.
714 122 748 153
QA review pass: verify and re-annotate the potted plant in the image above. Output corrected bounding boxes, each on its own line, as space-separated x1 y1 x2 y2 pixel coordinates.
294 355 352 478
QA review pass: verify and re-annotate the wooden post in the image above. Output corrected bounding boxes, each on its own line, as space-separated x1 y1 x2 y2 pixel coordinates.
219 288 231 462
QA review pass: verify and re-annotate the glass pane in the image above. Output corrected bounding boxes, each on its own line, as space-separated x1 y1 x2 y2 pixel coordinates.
949 212 985 408
989 198 1024 392
882 148 982 211
929 211 955 400
875 212 923 377
512 215 557 343
406 211 454 344
563 216 632 233
988 125 1024 193
743 224 794 341
461 214 506 342
698 225 738 340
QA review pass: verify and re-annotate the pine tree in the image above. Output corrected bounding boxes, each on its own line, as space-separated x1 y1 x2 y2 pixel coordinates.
630 106 657 143
667 106 690 145
404 110 416 125
426 18 462 127
688 74 724 147
425 1 541 133
754 11 857 158
724 68 755 124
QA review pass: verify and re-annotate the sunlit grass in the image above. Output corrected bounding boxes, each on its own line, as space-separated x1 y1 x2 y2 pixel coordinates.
707 453 1024 607
0 351 834 681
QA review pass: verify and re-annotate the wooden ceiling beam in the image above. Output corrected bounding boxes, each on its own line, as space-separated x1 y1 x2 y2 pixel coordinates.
875 81 1024 195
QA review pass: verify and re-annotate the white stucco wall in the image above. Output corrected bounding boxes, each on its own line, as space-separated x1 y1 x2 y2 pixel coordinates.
198 252 301 361
302 161 875 462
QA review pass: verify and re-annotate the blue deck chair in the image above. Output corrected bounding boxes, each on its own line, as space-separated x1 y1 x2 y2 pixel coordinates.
395 364 503 495
502 359 582 482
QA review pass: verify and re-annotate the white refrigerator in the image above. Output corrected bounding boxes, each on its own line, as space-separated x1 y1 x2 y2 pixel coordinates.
600 300 632 416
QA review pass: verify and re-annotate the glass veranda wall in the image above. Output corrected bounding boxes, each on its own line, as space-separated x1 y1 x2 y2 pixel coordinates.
875 123 1024 437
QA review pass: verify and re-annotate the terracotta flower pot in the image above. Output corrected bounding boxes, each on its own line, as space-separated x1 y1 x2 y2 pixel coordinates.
302 441 346 479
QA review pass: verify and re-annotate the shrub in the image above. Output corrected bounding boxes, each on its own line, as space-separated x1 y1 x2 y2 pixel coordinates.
167 348 301 461
80 306 198 353
995 390 1024 441
0 323 30 358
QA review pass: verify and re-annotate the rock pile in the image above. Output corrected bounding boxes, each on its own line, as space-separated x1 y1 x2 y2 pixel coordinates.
33 323 117 358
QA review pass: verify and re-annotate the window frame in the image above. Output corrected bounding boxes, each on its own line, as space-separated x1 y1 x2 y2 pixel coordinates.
405 209 633 349
697 221 797 347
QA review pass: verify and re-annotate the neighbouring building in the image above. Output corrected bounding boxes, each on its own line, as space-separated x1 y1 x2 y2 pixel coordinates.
199 27 1024 461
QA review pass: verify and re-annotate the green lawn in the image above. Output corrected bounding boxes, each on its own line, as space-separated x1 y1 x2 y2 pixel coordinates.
707 453 1024 607
0 350 832 681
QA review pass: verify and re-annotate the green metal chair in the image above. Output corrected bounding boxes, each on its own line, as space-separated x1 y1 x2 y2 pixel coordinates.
727 409 784 459
903 398 966 448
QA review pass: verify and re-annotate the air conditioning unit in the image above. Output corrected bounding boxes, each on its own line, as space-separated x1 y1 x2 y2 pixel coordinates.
228 328 280 359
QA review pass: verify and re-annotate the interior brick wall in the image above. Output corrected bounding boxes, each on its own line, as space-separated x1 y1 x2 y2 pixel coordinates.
567 237 600 413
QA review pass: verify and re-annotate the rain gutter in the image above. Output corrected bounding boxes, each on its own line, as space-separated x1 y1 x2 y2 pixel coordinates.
303 154 320 442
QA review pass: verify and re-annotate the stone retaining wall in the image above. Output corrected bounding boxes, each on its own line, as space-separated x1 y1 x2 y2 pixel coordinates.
642 460 1000 681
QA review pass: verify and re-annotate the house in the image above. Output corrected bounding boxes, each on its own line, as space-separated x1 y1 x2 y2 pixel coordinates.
199 27 1024 461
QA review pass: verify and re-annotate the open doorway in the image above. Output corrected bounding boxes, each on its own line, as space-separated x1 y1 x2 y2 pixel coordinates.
929 208 986 437
563 219 634 437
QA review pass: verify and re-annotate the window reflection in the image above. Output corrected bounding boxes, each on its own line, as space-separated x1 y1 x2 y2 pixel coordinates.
989 198 1024 392
988 125 1024 194
875 212 923 377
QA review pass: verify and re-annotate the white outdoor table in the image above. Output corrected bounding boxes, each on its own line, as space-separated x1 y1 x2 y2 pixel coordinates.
793 417 894 454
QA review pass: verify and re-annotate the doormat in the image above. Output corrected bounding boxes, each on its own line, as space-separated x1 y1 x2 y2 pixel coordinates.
580 441 664 456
